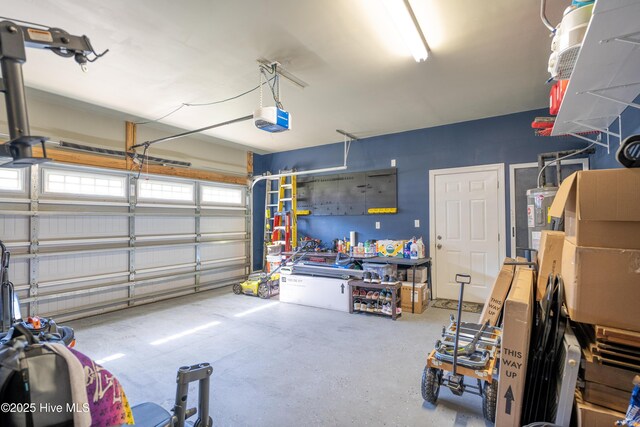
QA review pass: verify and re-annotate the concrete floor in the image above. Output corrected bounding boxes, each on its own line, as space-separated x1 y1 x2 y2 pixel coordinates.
68 287 490 427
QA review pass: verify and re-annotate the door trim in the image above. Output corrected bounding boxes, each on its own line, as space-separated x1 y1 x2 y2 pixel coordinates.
508 158 589 257
429 163 506 300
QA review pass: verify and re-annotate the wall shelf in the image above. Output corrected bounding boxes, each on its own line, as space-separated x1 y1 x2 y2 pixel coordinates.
552 0 640 146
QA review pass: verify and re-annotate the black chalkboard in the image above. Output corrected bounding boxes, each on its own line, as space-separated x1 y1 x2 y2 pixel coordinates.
297 168 397 216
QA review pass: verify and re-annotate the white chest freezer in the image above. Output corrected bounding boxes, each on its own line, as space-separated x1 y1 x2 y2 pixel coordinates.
279 274 351 313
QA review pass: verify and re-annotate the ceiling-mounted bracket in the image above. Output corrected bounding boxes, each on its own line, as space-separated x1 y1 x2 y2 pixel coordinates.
571 115 625 154
581 81 640 111
570 120 620 138
257 58 308 89
601 30 640 46
336 129 359 167
568 132 608 152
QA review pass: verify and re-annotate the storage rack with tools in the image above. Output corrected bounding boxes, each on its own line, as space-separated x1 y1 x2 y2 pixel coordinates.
348 280 402 320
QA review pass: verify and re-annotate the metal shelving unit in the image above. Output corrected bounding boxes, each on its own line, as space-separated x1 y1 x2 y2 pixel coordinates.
552 0 640 153
348 280 402 321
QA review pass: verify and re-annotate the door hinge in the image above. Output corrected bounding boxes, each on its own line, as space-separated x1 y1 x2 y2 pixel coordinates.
498 233 501 242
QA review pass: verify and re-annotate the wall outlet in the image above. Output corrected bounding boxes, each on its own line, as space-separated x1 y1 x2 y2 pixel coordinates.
391 159 396 167
375 221 381 229
414 219 420 228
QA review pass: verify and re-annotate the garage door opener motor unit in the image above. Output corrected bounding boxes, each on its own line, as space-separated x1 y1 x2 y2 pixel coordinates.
254 106 291 133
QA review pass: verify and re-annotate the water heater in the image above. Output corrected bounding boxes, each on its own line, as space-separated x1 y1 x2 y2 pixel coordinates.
526 186 558 251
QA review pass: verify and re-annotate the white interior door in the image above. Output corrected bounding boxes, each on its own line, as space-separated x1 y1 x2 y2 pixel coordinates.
431 165 505 303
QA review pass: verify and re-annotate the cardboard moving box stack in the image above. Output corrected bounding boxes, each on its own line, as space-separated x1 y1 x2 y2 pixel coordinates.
549 169 640 331
548 169 640 425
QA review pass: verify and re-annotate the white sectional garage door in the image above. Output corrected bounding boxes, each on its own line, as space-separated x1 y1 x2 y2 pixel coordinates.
0 164 249 321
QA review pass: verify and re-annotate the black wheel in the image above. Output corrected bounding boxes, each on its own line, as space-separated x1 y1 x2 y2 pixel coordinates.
482 380 498 422
421 366 441 404
258 283 270 299
232 283 243 295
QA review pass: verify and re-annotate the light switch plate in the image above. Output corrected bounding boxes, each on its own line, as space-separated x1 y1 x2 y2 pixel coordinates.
391 159 396 167
375 221 380 229
414 219 420 228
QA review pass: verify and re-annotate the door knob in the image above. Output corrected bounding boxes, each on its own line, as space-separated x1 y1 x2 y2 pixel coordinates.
437 235 442 240
437 244 442 249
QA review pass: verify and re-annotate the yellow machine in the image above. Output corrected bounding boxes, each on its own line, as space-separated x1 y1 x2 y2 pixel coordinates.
233 272 280 299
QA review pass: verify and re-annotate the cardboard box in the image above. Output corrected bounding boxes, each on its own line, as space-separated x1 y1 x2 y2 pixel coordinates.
479 258 515 326
562 239 640 331
376 240 406 257
401 282 428 313
406 266 428 283
549 169 640 249
584 381 630 413
535 231 564 301
496 268 533 427
576 399 626 427
583 348 636 393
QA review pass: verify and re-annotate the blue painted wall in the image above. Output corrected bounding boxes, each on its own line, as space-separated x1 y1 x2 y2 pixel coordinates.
252 107 639 270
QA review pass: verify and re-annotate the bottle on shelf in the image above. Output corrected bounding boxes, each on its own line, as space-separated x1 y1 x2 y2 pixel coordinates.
410 240 418 260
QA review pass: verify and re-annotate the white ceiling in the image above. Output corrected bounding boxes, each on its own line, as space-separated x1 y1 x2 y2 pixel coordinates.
2 0 565 153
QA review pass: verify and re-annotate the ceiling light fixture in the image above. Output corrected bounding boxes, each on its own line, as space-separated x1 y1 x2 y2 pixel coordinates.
382 0 430 62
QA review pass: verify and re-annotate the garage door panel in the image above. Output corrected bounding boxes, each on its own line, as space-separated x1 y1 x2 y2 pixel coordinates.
200 267 245 285
135 216 195 236
0 215 30 242
0 165 248 321
135 276 195 296
136 246 194 270
7 258 29 287
200 217 245 233
39 215 128 239
200 242 245 261
39 251 129 282
38 287 129 318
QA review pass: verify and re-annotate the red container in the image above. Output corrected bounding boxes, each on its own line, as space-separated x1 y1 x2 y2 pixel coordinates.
550 80 569 115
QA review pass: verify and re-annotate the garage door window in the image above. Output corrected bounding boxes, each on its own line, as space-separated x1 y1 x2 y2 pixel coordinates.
201 184 243 205
43 168 126 198
138 179 194 202
0 169 24 192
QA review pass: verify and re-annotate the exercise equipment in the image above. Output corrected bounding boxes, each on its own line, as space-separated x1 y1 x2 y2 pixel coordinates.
0 241 74 346
421 274 501 422
0 324 213 427
126 363 213 427
617 134 640 168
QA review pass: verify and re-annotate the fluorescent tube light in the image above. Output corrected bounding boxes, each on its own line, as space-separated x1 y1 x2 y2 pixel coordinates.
382 0 430 62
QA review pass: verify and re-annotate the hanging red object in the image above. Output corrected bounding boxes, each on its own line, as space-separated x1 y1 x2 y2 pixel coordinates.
284 213 291 252
550 80 569 115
